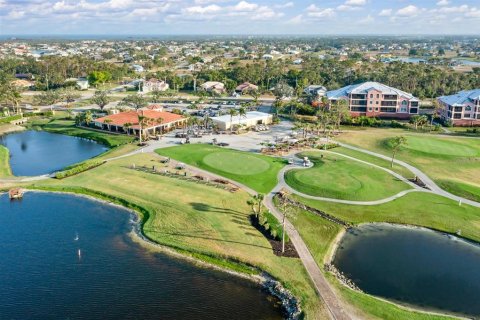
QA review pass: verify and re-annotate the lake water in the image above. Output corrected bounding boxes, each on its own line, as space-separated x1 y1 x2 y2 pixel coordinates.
0 192 283 319
333 224 480 317
0 130 108 176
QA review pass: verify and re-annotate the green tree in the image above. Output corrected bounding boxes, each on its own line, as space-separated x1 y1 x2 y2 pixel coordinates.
119 93 148 110
389 136 408 168
228 108 238 133
88 71 112 88
91 90 110 111
61 88 80 108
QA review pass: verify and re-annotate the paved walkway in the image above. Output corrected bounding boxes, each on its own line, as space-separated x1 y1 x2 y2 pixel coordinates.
335 142 480 208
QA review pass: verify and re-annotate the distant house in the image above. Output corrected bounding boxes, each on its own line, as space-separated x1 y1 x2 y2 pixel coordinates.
438 89 480 126
304 85 327 98
142 78 169 93
200 81 225 94
132 64 144 73
326 81 419 119
94 110 186 136
293 59 303 65
76 78 90 90
262 54 274 60
235 82 258 95
15 73 34 80
211 111 273 131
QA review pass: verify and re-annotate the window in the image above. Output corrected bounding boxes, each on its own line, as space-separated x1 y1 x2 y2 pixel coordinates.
376 94 379 98
454 113 462 119
400 107 407 113
370 94 373 98
375 108 379 111
370 101 373 104
401 100 408 106
465 106 472 112
376 101 379 105
410 108 419 114
368 107 372 111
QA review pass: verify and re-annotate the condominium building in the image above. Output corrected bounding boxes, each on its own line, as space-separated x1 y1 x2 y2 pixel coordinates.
326 81 419 118
438 89 480 126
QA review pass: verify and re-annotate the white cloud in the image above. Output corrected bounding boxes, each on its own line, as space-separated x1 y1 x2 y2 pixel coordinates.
345 0 366 6
287 14 303 24
307 7 335 18
359 14 373 24
274 2 293 9
436 0 449 6
233 1 257 11
397 5 419 17
378 8 392 16
183 4 222 15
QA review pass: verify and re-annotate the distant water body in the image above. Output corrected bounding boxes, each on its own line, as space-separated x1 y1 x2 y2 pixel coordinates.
0 130 108 176
0 192 283 319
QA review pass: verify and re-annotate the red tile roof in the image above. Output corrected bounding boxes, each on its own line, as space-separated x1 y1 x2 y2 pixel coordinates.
95 110 184 130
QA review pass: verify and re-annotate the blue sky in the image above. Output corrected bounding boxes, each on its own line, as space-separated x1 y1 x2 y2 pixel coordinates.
1 0 479 35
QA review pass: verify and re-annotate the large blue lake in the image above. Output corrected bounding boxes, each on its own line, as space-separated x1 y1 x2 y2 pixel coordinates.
0 192 283 319
334 224 480 317
0 130 108 176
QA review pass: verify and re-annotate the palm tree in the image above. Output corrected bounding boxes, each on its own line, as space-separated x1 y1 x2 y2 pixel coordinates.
237 106 247 126
124 122 132 135
278 190 293 254
154 117 164 137
137 111 150 144
228 108 238 133
104 118 113 131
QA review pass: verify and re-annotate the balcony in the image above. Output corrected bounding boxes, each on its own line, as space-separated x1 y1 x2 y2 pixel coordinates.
381 101 397 107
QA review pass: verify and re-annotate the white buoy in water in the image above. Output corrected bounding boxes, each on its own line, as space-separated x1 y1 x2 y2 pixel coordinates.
78 249 82 260
74 232 79 241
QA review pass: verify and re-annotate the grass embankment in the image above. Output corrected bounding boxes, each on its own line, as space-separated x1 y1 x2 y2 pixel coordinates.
0 146 12 177
156 144 286 194
285 197 464 320
336 128 480 201
28 116 135 148
285 151 410 201
30 153 326 319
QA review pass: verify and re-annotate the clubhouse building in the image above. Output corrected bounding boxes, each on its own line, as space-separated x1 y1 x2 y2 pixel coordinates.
94 110 186 136
212 111 273 131
326 81 419 119
437 89 480 126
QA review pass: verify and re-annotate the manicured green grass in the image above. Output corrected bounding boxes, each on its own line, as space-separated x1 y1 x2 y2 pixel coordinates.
397 135 480 157
156 144 286 193
292 192 480 243
0 145 11 177
332 147 414 179
336 128 480 201
28 117 135 148
28 153 326 319
285 151 410 201
437 179 480 203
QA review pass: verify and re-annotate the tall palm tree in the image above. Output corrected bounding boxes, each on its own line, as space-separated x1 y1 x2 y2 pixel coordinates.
237 106 247 126
155 117 164 138
124 122 132 135
228 108 238 133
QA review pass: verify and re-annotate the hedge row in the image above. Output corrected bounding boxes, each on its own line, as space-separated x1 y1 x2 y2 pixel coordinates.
55 160 105 179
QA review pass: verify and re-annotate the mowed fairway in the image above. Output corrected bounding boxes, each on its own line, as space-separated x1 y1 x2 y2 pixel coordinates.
285 151 410 201
336 128 480 202
402 136 479 157
0 145 11 177
156 144 286 193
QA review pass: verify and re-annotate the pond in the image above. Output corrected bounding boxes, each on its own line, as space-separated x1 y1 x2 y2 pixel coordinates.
0 192 283 319
0 130 108 176
333 224 480 317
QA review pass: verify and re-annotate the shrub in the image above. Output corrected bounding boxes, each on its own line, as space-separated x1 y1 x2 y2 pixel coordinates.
55 160 105 179
0 114 22 124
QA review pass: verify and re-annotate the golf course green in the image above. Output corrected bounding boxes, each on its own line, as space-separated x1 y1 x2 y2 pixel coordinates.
156 144 286 193
285 151 410 201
